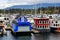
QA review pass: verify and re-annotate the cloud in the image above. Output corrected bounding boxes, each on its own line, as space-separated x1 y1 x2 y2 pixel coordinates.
8 0 60 4
0 0 8 9
0 0 60 9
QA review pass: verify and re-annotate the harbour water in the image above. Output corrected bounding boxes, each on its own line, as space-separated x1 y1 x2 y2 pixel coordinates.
0 31 60 40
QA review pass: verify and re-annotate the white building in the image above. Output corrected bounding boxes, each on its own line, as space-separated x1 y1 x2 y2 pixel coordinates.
50 19 60 28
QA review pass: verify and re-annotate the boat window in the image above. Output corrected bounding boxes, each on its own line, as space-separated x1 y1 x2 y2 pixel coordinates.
0 21 3 23
43 26 44 28
47 26 48 28
38 26 39 28
39 21 41 24
43 21 44 24
44 21 45 24
52 21 53 23
56 21 58 23
38 21 39 24
44 26 45 28
4 18 6 20
49 16 52 19
45 26 46 28
56 24 57 26
45 21 46 23
54 24 55 26
40 26 41 28
47 21 48 23
58 24 59 26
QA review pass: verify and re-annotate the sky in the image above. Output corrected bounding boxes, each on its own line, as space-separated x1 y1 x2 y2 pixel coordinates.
0 0 60 9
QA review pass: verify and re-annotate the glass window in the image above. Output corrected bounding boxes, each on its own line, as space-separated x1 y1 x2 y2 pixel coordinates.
40 26 41 28
4 18 6 20
40 21 41 23
45 26 46 28
0 21 3 23
45 21 46 23
56 24 57 26
47 21 48 23
56 21 58 23
54 24 55 26
44 21 46 24
43 26 44 28
38 26 39 28
38 21 39 24
52 21 53 23
46 21 48 23
47 26 48 28
43 21 44 23
58 24 59 26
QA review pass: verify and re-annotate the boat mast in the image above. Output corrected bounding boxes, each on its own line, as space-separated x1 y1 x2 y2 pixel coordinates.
40 3 43 18
35 4 37 17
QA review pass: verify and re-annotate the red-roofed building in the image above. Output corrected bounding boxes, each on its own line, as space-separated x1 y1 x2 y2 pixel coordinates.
33 18 50 32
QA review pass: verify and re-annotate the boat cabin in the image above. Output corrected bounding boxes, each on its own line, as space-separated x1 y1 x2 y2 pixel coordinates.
34 17 50 32
50 19 60 32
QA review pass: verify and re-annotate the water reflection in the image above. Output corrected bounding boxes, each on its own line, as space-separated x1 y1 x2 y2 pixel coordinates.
31 33 50 40
0 31 60 40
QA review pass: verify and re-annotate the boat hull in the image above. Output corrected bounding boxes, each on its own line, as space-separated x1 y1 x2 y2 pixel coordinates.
50 27 60 32
34 28 50 32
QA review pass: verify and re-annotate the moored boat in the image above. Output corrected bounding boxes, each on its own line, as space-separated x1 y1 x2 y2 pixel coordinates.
10 15 32 35
33 15 50 32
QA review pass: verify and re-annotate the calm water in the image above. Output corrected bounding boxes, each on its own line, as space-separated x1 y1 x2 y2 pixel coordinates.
0 31 60 40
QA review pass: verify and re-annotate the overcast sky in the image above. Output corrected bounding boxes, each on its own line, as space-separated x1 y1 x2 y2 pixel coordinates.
0 0 60 9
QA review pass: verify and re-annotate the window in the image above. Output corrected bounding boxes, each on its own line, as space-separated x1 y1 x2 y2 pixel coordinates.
47 26 48 28
45 26 46 28
44 21 45 24
38 21 39 24
43 21 44 23
43 26 44 28
56 21 58 23
58 24 59 26
45 21 48 23
44 21 46 24
46 21 48 23
0 21 3 23
49 16 52 19
40 26 41 28
39 21 41 23
45 21 46 23
38 25 39 28
56 24 57 26
54 24 58 26
54 24 55 26
52 21 53 23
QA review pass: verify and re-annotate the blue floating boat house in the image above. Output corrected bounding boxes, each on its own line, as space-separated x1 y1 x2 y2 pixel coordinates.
10 16 32 34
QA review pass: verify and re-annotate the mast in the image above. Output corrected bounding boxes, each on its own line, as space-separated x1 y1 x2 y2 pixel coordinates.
35 4 37 17
40 3 43 18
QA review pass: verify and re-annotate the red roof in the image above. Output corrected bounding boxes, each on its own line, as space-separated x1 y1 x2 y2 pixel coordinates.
34 18 49 20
